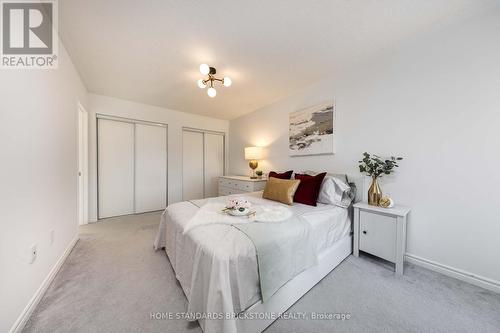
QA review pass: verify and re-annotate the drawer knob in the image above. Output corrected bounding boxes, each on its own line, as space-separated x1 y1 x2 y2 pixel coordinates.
362 231 367 235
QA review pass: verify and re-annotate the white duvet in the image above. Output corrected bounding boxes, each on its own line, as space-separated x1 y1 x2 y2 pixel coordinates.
154 192 351 333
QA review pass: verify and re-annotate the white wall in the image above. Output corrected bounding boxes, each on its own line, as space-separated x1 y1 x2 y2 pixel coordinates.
87 94 229 221
229 11 500 288
0 46 88 331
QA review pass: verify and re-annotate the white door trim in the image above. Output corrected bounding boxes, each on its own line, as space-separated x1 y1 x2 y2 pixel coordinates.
78 102 89 225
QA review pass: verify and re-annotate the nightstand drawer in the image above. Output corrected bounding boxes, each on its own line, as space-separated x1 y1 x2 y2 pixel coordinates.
219 178 251 191
232 180 253 191
219 176 267 196
252 181 266 191
218 186 245 196
219 178 237 189
359 211 397 262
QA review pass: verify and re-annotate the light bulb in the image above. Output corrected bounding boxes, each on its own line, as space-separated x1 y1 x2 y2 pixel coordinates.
199 64 210 75
207 87 217 98
197 79 206 89
223 77 232 87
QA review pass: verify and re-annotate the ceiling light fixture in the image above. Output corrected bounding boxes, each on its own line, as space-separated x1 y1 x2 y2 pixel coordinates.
197 64 231 98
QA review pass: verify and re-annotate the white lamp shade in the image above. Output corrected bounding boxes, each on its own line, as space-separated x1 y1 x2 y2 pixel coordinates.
207 87 217 97
223 77 232 87
244 146 263 160
199 64 210 75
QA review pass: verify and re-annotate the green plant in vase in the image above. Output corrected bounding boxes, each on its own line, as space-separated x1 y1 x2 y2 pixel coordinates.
358 152 403 206
255 170 263 179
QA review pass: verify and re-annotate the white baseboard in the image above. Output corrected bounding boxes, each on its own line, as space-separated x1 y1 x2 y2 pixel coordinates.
9 236 79 333
405 253 500 294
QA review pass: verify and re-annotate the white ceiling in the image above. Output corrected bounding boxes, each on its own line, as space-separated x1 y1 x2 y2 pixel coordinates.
59 0 498 120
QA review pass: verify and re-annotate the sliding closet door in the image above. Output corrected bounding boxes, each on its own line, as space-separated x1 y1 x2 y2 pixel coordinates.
182 130 204 200
135 124 167 213
98 119 135 218
204 133 224 198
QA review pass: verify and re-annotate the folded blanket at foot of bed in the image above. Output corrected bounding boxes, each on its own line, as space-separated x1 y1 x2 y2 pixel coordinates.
231 213 317 301
184 196 318 302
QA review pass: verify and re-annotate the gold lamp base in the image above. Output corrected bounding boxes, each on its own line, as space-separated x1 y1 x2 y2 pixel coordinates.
249 160 258 179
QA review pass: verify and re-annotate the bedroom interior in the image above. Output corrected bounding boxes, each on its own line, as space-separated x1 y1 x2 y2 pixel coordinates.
1 1 500 333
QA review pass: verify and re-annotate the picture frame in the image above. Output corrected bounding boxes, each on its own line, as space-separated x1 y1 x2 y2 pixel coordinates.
289 100 335 156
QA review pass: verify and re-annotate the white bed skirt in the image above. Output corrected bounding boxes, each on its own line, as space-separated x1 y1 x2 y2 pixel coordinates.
200 234 353 333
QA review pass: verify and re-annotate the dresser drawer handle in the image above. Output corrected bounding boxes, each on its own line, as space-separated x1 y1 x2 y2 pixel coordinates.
362 231 367 235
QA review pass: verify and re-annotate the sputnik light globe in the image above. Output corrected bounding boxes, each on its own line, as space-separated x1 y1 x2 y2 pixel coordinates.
223 77 232 87
207 87 217 98
197 79 206 89
199 64 210 75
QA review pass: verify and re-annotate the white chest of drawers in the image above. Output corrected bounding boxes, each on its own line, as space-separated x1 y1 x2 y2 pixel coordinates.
353 202 411 275
218 176 267 196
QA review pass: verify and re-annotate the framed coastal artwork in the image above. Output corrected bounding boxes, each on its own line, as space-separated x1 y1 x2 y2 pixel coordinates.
289 101 335 156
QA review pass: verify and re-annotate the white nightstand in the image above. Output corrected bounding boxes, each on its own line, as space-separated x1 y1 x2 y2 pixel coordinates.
353 202 411 275
218 176 267 196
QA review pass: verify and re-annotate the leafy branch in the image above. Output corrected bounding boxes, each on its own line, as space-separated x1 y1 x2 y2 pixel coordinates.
358 152 403 178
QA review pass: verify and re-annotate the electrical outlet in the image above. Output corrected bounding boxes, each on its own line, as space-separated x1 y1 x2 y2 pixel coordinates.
29 244 37 264
50 230 55 245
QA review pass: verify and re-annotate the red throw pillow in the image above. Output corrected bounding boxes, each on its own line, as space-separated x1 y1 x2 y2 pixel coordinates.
294 173 327 206
268 170 293 180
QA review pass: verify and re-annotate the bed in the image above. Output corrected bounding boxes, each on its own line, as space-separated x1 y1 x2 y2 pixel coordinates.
154 176 363 333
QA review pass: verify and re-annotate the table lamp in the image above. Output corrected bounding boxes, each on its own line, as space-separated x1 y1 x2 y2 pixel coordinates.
244 146 262 179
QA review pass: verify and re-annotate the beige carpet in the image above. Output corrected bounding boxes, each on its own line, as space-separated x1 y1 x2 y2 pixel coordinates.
23 212 500 333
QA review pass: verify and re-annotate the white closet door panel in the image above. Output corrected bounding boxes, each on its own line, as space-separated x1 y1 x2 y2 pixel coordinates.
135 124 167 213
98 119 135 218
204 133 224 198
182 131 204 200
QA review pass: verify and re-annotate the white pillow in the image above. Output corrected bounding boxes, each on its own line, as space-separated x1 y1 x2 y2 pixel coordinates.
318 175 352 207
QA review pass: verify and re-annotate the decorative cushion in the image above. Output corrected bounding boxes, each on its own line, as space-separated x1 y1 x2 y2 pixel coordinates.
268 170 293 179
262 177 301 205
293 173 327 206
301 171 354 207
319 175 353 207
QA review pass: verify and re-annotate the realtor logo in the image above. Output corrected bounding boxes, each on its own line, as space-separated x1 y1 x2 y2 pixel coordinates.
1 0 58 68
